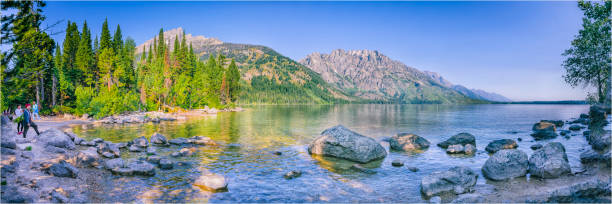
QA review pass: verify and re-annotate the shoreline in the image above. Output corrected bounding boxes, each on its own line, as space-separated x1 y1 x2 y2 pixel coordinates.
1 105 610 202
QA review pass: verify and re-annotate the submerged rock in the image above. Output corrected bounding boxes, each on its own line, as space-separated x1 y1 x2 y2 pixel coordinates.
485 139 518 153
530 144 543 150
284 170 302 179
528 142 571 179
350 164 376 174
388 133 430 151
391 159 404 167
168 137 190 145
146 156 161 164
559 130 571 136
194 173 228 192
437 133 476 148
159 159 174 169
482 149 528 181
569 125 584 131
172 147 196 157
447 144 464 154
189 136 218 146
531 122 557 140
420 166 478 197
408 166 420 172
308 125 387 163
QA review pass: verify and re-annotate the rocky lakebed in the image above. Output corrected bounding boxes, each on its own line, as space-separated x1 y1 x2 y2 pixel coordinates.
0 105 610 203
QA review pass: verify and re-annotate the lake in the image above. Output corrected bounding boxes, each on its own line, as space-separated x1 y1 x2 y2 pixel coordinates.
72 104 593 202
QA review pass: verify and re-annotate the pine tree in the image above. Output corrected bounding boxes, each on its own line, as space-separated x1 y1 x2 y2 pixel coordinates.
157 28 165 59
76 20 94 86
100 18 112 50
112 24 123 52
227 59 241 102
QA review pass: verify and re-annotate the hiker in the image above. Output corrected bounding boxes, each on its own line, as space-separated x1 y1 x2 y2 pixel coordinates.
15 105 23 135
32 101 40 120
22 104 40 138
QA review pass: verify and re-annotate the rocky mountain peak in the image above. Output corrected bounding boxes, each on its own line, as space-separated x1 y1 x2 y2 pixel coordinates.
135 27 223 54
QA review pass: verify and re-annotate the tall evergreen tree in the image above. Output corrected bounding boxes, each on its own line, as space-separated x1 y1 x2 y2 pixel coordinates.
112 24 123 52
100 18 112 50
76 20 94 86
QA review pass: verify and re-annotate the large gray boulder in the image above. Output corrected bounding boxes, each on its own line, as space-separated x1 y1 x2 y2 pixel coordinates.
45 160 79 178
40 128 76 149
97 142 120 158
482 149 528 181
388 133 430 151
528 142 571 179
127 160 156 176
437 133 476 148
485 139 518 153
1 121 16 149
308 125 387 163
194 173 228 192
580 149 611 167
76 147 100 167
150 132 168 145
420 166 478 197
586 129 611 151
531 122 557 139
589 105 609 127
105 158 126 170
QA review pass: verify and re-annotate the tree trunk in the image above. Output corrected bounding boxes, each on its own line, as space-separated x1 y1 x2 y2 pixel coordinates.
52 74 57 107
40 73 44 107
597 71 604 104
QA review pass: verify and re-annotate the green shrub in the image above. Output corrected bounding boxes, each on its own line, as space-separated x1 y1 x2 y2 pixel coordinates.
25 146 32 151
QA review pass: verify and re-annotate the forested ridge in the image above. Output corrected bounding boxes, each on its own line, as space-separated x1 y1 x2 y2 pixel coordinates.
1 1 240 118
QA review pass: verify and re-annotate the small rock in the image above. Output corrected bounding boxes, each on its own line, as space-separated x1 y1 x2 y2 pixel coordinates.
159 159 174 169
50 188 69 203
150 132 168 145
485 139 518 153
531 122 557 140
105 158 126 170
451 193 485 203
420 166 478 197
284 170 302 179
559 130 571 136
517 137 523 142
446 144 465 154
127 160 156 176
391 159 404 167
463 144 476 155
76 148 100 167
408 166 420 172
569 125 584 131
168 137 189 145
437 133 476 148
146 156 161 164
194 173 228 192
146 146 157 155
92 138 104 143
132 136 148 148
530 144 543 150
273 151 282 155
128 145 143 152
388 133 430 151
189 136 218 146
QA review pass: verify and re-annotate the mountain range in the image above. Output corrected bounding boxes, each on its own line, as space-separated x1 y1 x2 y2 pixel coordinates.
136 28 511 104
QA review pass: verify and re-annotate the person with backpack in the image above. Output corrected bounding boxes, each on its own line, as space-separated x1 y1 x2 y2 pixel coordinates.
32 101 40 120
22 104 40 138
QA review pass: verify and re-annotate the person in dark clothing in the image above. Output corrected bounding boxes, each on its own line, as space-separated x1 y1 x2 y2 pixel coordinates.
22 104 40 138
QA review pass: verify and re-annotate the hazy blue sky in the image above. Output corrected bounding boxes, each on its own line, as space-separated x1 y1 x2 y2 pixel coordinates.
41 1 588 101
